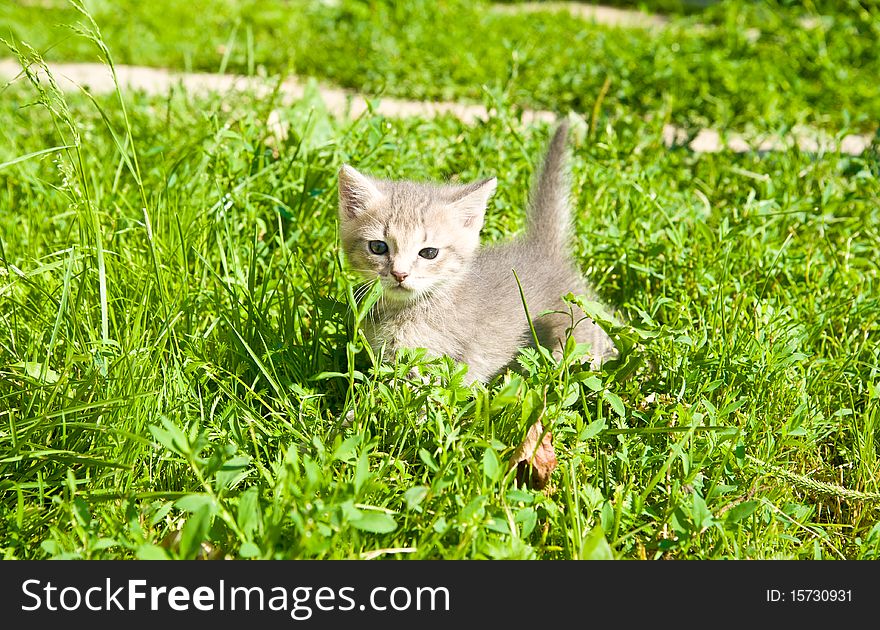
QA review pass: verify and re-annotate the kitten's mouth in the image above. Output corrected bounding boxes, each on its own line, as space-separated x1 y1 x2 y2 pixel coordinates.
383 281 420 302
390 284 413 295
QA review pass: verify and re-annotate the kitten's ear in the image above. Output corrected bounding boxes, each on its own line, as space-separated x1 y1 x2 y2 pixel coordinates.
449 177 497 229
338 164 384 219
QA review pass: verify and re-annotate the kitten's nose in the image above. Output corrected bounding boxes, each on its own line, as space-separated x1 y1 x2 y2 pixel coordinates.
391 270 408 283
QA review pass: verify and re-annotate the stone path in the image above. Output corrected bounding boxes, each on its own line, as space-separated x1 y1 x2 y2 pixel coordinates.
2 58 870 156
492 2 668 28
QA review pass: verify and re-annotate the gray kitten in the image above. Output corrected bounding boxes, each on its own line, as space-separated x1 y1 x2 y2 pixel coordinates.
337 121 617 383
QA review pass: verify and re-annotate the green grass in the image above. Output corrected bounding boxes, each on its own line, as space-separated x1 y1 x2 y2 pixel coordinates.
3 0 879 133
1 3 880 560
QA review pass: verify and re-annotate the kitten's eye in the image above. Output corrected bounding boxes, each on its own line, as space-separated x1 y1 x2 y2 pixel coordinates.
419 247 439 260
368 240 389 255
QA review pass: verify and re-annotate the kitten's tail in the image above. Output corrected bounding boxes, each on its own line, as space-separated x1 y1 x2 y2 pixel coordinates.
526 119 572 254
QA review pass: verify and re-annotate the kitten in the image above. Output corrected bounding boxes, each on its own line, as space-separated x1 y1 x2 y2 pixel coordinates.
337 120 617 383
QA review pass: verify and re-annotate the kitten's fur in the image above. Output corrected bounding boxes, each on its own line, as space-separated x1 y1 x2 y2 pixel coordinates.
338 121 617 383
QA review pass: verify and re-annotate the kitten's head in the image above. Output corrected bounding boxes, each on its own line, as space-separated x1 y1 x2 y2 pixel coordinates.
337 165 496 303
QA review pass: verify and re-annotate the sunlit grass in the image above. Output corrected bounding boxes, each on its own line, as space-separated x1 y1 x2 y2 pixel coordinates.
1 2 879 560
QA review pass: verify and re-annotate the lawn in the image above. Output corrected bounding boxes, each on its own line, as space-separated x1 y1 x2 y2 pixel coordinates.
1 0 879 559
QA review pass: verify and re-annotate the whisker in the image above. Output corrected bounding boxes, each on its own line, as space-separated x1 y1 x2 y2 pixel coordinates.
353 284 370 302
